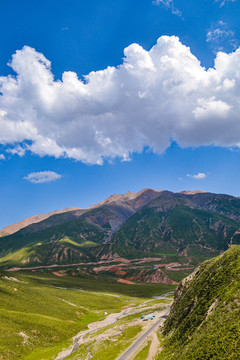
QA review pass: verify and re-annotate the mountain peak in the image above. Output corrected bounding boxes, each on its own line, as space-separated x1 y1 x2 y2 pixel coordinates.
89 188 163 210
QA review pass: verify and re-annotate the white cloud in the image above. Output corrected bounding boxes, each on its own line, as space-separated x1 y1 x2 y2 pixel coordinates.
0 154 5 160
153 0 182 17
207 21 237 52
24 171 62 184
187 173 207 180
215 0 235 7
7 145 27 157
1 37 240 164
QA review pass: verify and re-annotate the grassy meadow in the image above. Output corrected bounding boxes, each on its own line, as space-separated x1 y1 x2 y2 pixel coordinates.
0 269 175 359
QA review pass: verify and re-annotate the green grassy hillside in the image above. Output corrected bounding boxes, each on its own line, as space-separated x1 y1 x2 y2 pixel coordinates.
0 218 106 266
0 270 175 359
159 245 240 360
0 205 134 267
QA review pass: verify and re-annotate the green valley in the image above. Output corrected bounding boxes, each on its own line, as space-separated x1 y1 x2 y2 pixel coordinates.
1 189 240 359
0 269 174 359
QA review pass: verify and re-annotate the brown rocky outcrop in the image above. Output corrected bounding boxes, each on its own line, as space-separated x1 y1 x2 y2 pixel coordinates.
130 268 178 285
89 188 163 212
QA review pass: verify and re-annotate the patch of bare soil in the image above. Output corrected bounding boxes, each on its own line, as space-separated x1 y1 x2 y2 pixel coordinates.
117 279 135 285
21 258 30 264
18 332 29 345
116 270 127 276
165 263 195 271
2 276 22 282
53 271 67 277
58 297 77 307
146 332 160 360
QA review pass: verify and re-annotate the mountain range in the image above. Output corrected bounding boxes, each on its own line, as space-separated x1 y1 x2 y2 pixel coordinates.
1 188 240 269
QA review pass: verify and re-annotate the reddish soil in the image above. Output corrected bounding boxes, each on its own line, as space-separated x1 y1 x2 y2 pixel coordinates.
108 267 121 272
166 266 195 271
117 279 135 285
116 270 127 276
129 269 178 285
53 271 66 277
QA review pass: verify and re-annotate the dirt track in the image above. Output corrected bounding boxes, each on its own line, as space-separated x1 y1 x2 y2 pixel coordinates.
54 294 172 360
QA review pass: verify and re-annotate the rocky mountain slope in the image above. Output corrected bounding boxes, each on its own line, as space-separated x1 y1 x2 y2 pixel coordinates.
1 189 240 268
159 245 240 360
0 188 162 237
89 188 163 211
108 194 240 262
0 189 163 267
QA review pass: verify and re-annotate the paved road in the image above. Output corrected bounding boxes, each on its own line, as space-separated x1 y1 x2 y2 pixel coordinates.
117 309 170 360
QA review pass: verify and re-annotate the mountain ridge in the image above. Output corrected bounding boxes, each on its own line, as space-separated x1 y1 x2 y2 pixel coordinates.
0 189 210 236
0 188 164 236
0 207 81 237
1 189 240 270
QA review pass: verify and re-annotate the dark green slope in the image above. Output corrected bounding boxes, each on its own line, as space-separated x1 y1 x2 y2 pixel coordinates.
0 205 134 266
109 196 240 262
178 192 240 222
0 218 106 266
17 209 86 234
159 245 240 360
9 203 134 236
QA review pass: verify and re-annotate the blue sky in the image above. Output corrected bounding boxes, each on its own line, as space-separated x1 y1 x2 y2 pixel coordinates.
0 0 240 228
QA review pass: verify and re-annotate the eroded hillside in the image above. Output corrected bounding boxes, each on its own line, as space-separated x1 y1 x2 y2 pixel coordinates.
159 245 240 359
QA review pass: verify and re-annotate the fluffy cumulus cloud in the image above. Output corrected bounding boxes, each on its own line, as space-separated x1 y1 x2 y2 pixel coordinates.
1 36 240 164
187 173 207 180
24 171 62 184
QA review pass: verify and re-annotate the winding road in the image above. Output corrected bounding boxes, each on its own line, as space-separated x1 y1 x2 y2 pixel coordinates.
117 309 170 360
